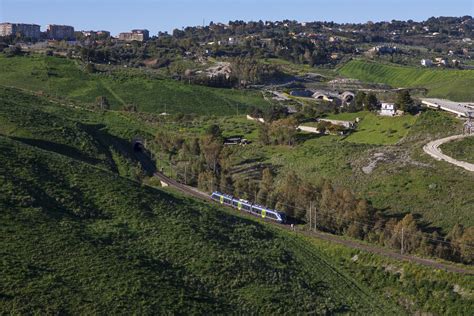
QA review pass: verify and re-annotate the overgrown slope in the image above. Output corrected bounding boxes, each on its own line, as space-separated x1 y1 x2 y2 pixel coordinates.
0 136 397 314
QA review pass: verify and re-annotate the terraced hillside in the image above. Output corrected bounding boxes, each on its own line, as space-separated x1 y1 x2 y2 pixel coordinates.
338 60 474 101
0 55 270 115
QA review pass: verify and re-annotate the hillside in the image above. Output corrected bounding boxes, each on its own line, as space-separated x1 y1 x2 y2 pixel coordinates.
0 54 270 115
338 60 474 101
0 135 401 314
1 74 473 315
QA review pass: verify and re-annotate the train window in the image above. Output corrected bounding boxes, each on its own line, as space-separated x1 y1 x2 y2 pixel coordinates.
224 198 231 204
252 207 261 215
243 204 250 211
266 212 276 219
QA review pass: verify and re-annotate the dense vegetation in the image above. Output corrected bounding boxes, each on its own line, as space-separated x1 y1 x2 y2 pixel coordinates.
0 129 396 314
338 60 474 101
1 65 472 314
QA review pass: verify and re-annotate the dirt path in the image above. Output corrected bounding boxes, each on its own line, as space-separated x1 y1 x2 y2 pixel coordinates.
423 134 474 172
155 172 473 275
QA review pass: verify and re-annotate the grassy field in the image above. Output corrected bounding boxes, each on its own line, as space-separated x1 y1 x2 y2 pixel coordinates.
0 54 270 115
440 136 474 164
258 110 474 230
338 59 474 101
326 112 418 145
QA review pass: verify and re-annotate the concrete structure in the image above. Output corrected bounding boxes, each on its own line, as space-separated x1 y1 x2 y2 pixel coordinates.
246 115 265 123
290 90 313 97
340 91 355 104
421 98 474 118
421 59 433 67
380 103 396 116
318 118 355 129
0 23 40 39
81 30 110 38
47 24 75 40
118 29 149 42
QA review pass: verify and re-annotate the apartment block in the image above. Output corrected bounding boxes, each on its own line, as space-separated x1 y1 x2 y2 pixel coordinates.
118 29 149 42
47 24 75 40
0 23 41 39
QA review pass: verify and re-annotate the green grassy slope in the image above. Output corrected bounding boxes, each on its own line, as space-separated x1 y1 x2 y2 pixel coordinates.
261 110 474 230
0 86 154 179
0 55 269 115
0 136 398 314
440 136 474 164
325 111 418 145
338 60 474 101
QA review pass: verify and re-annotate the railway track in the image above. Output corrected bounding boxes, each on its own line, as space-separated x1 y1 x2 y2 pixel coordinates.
154 171 474 275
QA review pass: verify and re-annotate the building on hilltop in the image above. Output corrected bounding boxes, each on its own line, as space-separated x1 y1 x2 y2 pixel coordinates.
118 29 149 42
47 24 75 40
0 23 41 39
80 30 111 38
380 103 396 116
421 59 433 67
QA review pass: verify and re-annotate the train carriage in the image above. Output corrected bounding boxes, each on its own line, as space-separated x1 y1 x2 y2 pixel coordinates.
211 192 286 223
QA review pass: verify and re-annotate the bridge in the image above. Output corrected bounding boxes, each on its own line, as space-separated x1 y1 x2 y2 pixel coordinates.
421 98 474 118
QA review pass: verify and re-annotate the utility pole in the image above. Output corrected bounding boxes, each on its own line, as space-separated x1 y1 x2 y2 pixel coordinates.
401 227 404 255
184 163 187 185
313 205 317 231
309 202 312 231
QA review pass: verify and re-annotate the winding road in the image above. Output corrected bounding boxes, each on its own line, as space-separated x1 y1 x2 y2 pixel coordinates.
423 134 474 172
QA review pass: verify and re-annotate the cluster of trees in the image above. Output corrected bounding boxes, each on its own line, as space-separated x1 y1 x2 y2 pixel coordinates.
351 91 380 112
234 168 474 264
258 117 298 145
152 123 473 264
395 90 418 114
231 57 285 85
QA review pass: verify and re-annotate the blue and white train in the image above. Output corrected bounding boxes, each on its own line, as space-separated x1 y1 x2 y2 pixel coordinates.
211 191 287 223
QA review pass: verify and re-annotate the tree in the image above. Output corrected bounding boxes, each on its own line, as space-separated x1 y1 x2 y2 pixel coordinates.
395 90 416 114
200 136 223 174
257 168 274 204
269 117 298 145
354 91 367 111
96 96 110 110
206 124 222 140
458 227 474 263
4 45 21 57
365 93 379 111
258 124 270 145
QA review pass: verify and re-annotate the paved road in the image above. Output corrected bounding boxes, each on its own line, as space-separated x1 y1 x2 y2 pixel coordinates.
423 134 474 172
154 172 473 275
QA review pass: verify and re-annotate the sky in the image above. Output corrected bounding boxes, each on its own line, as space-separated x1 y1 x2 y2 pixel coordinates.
1 0 473 35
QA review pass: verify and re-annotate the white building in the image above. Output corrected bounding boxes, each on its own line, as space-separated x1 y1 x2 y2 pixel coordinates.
380 103 396 116
421 59 433 67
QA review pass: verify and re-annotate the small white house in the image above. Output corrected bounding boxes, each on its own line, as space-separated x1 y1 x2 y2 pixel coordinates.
380 103 396 116
421 59 433 67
